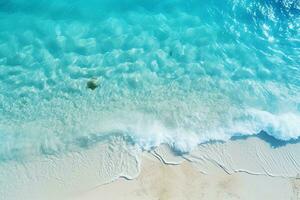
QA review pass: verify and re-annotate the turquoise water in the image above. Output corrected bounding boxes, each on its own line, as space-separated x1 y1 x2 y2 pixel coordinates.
0 0 300 160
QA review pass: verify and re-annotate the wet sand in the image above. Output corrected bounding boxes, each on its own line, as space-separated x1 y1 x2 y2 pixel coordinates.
73 151 300 200
1 136 300 200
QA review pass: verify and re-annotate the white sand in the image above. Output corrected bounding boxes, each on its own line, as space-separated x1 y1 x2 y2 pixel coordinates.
1 136 300 200
74 153 299 200
70 137 300 200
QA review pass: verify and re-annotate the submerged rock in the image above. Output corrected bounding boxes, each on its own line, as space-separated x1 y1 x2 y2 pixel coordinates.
86 78 99 90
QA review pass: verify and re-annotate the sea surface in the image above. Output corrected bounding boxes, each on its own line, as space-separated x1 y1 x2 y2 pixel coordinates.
0 0 300 161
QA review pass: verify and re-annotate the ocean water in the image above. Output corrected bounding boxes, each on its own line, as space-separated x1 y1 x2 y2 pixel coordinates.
0 0 300 161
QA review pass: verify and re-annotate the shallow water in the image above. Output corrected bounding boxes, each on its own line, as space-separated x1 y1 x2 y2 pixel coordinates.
0 0 300 160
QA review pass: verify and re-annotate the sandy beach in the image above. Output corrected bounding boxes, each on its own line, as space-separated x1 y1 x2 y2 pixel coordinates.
1 135 300 200
75 153 299 200
73 137 300 200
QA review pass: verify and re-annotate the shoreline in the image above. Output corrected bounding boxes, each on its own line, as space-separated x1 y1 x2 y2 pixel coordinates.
1 135 300 200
